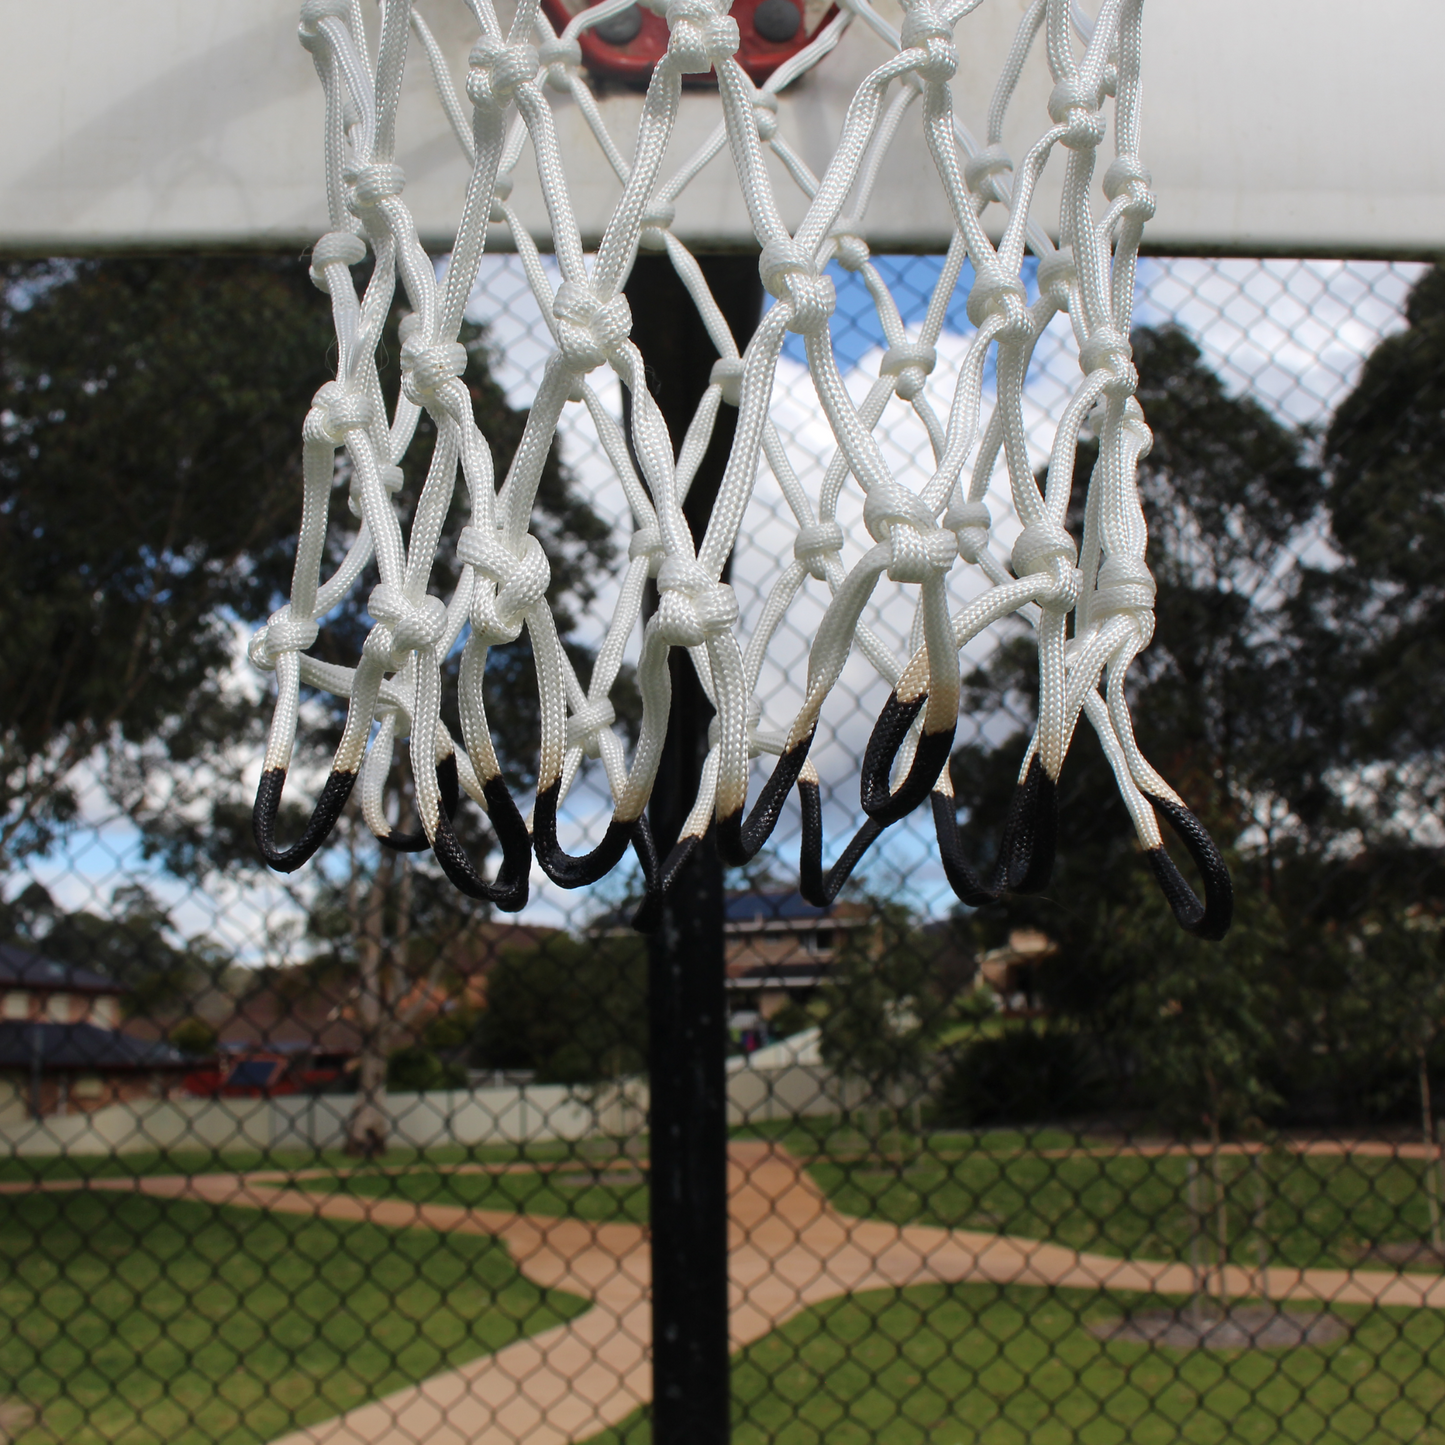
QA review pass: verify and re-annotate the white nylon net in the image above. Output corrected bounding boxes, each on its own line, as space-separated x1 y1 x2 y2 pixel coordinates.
251 0 1232 936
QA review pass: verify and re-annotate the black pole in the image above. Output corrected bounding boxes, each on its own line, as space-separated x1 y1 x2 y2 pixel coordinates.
623 252 762 1445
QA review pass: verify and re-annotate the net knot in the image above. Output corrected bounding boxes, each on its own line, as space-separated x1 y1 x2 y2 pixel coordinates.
1011 522 1080 609
793 519 844 580
1103 156 1156 221
308 230 367 293
306 381 375 445
1091 555 1156 638
964 144 1013 203
1047 79 1106 150
709 357 744 406
297 0 349 53
829 219 870 273
566 698 618 759
1078 326 1136 396
468 40 540 110
348 464 404 518
879 341 937 401
552 283 632 374
965 262 1028 334
400 338 469 406
759 240 835 336
368 584 449 660
489 173 515 225
628 525 666 575
639 200 677 252
945 498 991 563
753 91 779 142
899 2 957 83
459 527 552 644
865 482 954 583
655 557 738 646
665 0 739 74
1037 245 1077 304
1121 395 1153 458
249 605 320 671
709 698 763 755
346 164 406 214
538 35 582 83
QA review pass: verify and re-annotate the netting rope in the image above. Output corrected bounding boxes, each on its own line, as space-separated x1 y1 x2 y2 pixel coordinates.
251 0 1232 939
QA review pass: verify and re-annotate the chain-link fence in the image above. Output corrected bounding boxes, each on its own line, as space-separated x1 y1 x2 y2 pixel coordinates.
2 250 1444 1444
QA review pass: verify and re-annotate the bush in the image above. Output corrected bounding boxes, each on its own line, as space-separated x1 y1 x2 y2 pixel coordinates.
768 1001 812 1040
471 934 647 1084
386 1045 466 1093
935 1028 1108 1126
169 1017 217 1057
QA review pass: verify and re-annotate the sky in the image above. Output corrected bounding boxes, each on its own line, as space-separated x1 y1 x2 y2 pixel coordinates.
9 253 1428 953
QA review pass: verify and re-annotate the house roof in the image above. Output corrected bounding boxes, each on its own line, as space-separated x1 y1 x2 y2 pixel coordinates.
0 943 127 996
0 1020 187 1072
724 891 861 925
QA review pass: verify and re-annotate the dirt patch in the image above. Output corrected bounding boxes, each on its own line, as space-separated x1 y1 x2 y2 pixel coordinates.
0 1401 35 1442
1091 1306 1349 1351
1350 1240 1445 1270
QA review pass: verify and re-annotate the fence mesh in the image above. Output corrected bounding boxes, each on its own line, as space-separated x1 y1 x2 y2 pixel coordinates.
2 250 1444 1444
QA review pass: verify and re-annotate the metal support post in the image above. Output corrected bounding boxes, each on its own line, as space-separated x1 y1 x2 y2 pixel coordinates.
623 252 762 1445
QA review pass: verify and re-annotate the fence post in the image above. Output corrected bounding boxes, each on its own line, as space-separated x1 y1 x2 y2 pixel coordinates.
624 253 762 1444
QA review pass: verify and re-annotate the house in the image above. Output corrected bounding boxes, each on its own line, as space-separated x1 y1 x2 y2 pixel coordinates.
0 944 188 1120
977 928 1058 1014
0 942 126 1027
723 891 871 1025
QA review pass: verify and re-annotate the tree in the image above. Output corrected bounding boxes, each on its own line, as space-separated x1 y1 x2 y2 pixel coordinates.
1312 264 1445 818
0 879 230 1022
945 323 1347 1124
818 903 951 1151
472 934 648 1084
0 258 320 866
946 295 1445 1134
0 254 631 1153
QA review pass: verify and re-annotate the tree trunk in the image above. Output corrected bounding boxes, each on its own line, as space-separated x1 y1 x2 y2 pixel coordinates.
346 843 395 1157
1419 1044 1442 1252
1187 1154 1206 1330
1251 1149 1269 1290
1204 1069 1229 1303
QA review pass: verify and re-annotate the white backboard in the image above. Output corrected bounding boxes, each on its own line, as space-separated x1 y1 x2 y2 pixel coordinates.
2 0 1441 256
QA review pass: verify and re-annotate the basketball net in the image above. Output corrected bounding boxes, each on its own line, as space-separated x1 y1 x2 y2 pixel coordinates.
250 0 1232 939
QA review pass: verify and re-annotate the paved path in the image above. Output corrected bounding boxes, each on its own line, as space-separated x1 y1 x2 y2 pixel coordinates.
12 1144 1445 1443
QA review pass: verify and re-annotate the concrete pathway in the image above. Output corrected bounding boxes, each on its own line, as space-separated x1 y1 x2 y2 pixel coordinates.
11 1144 1445 1443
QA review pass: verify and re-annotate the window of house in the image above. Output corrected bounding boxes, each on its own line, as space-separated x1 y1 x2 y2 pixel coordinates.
814 930 834 952
2 992 28 1020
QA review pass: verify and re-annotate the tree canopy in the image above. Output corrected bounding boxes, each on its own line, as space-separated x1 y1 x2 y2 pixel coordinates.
949 274 1445 1128
0 253 623 878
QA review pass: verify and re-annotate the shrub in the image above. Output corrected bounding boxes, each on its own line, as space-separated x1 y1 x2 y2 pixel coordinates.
935 1028 1108 1126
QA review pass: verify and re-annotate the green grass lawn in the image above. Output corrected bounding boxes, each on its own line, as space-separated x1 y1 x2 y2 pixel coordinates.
0 1136 588 1186
300 1163 649 1224
738 1117 1443 1271
584 1282 1445 1444
801 1143 1441 1272
0 1188 588 1444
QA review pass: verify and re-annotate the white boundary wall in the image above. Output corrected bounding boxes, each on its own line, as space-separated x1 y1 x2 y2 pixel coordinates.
0 1063 854 1158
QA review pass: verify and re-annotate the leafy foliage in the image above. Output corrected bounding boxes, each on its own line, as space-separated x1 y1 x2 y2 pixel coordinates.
0 254 630 877
471 934 648 1084
947 284 1445 1130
